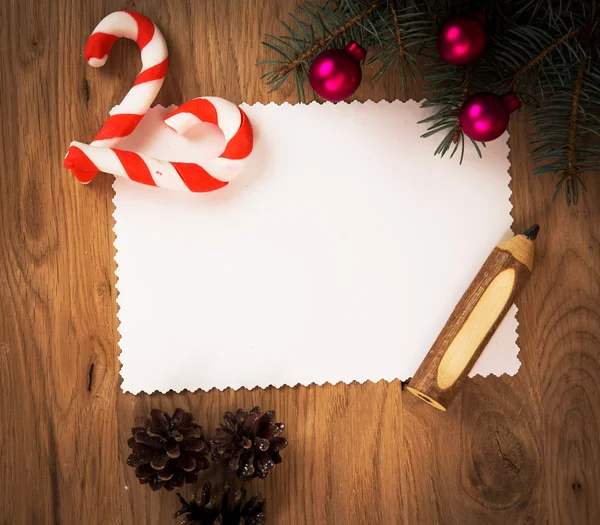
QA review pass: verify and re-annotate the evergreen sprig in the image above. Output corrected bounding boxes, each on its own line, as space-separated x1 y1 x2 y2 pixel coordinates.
532 56 600 205
259 0 382 101
419 64 482 163
259 0 600 205
367 4 433 90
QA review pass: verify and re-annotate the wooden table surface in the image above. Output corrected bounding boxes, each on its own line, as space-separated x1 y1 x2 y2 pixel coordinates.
1 1 599 524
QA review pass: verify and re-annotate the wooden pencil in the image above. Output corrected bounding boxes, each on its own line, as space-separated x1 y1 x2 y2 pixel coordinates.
406 224 539 411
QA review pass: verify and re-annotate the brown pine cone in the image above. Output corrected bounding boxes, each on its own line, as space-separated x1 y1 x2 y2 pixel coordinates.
127 408 210 491
174 482 265 525
211 407 287 482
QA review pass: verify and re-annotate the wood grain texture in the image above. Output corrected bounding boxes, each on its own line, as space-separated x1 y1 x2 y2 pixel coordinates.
0 1 598 524
408 236 534 410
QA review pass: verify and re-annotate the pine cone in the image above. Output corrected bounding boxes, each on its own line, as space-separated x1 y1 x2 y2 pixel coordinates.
174 482 265 525
127 408 210 491
211 407 287 482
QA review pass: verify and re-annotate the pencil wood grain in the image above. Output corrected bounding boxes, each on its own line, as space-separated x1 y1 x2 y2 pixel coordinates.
408 233 536 410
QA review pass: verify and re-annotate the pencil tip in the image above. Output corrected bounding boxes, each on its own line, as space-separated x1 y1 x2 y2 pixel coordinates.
522 224 540 240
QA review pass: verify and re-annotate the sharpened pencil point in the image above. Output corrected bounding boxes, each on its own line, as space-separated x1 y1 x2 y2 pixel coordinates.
522 224 540 240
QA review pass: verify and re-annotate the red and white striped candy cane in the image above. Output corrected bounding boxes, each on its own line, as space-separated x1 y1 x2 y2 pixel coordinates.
70 11 168 183
64 96 254 192
65 11 253 192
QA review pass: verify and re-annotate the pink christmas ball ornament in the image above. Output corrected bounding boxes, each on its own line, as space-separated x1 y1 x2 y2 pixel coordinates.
459 92 522 142
436 13 488 66
308 41 366 102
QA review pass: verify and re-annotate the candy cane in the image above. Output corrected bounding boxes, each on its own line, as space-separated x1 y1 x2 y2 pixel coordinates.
65 11 253 192
70 11 168 183
64 97 253 192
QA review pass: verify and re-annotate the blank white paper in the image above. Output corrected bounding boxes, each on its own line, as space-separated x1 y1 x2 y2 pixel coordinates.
113 100 520 394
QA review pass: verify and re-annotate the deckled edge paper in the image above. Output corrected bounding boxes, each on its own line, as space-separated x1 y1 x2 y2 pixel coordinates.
113 99 520 394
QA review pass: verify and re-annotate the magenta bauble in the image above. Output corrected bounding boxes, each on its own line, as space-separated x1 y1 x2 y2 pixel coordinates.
436 14 488 66
459 92 522 142
308 41 365 102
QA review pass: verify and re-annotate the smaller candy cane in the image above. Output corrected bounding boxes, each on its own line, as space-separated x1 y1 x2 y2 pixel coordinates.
64 97 253 192
70 11 168 183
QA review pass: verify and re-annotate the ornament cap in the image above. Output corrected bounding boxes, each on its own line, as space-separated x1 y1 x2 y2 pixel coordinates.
345 41 366 62
501 91 522 113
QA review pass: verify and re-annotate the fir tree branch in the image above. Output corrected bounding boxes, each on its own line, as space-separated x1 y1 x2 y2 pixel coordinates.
567 58 587 172
259 0 599 205
368 3 431 86
531 51 599 205
391 7 406 64
420 64 481 162
430 0 482 23
451 67 474 143
390 6 406 96
558 56 588 204
273 1 379 81
512 28 581 81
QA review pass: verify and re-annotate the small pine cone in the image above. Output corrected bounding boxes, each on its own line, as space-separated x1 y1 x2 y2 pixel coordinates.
174 482 265 525
127 408 210 491
211 407 287 482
